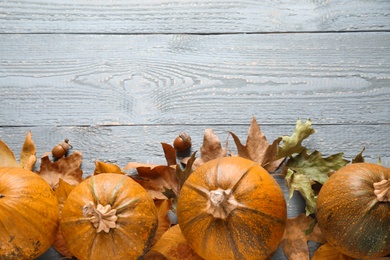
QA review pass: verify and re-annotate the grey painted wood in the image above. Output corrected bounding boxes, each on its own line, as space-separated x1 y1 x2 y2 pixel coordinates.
1 1 389 259
1 0 389 34
1 124 388 176
0 33 389 126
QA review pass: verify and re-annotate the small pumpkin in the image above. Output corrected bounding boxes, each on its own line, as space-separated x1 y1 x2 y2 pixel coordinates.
0 167 60 259
177 157 287 260
316 162 390 258
60 173 158 260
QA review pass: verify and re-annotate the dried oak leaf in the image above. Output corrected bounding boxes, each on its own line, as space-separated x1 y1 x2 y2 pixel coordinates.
283 150 349 215
280 213 326 260
0 131 36 170
144 224 202 260
312 243 355 260
153 199 173 244
94 161 126 175
124 144 179 200
230 117 283 172
277 119 316 159
37 151 83 189
52 179 75 257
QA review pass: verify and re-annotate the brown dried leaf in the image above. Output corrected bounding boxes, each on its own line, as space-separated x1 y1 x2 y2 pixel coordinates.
280 214 326 260
131 165 179 199
230 117 283 172
312 243 355 260
131 176 168 200
192 129 226 169
53 179 76 257
145 225 203 260
153 199 173 244
161 143 177 166
0 139 19 168
124 162 160 170
20 131 37 170
37 151 83 189
94 161 126 175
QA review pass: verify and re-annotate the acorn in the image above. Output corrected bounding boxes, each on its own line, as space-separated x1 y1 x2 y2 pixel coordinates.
173 132 192 152
52 138 72 159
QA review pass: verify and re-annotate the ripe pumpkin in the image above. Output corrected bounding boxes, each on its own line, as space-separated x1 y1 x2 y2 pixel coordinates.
0 167 60 259
177 157 287 260
316 163 390 258
60 173 158 260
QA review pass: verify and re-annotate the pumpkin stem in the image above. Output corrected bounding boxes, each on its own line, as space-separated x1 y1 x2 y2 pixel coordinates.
207 188 239 219
373 179 390 202
83 202 118 233
0 194 4 198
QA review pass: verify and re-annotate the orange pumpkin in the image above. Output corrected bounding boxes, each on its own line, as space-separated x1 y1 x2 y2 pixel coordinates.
177 157 287 260
0 167 60 259
316 163 390 258
60 173 158 260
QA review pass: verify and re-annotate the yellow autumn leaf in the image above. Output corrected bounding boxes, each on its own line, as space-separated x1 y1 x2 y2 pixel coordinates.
0 139 19 168
20 131 37 170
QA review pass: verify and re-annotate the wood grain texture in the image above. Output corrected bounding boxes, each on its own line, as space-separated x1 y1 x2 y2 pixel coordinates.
1 33 389 126
1 124 388 176
0 0 389 33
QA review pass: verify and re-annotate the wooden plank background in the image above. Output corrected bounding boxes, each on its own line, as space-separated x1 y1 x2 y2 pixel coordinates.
0 1 389 259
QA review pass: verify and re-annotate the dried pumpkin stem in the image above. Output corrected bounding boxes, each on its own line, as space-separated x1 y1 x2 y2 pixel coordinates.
207 188 239 219
0 194 4 198
373 179 390 202
83 202 118 233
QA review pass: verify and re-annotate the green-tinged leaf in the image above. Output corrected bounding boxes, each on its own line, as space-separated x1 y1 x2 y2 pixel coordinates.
162 188 178 214
352 147 365 163
285 169 317 215
277 119 316 159
285 150 349 185
175 151 197 190
0 139 20 168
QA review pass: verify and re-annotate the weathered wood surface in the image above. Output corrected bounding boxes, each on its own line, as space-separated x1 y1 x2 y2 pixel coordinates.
1 0 389 33
1 33 389 126
1 0 390 259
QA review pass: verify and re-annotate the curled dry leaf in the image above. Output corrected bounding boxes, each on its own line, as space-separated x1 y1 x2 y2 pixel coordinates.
124 143 180 200
144 225 202 260
153 199 173 244
52 179 76 257
0 138 20 168
284 150 349 215
312 243 355 260
0 131 36 170
94 161 126 175
132 165 179 199
230 116 283 172
190 128 226 170
20 131 37 170
37 151 83 189
280 213 326 260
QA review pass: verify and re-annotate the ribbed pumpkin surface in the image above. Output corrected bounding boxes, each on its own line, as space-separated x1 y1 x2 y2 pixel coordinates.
60 173 158 260
316 163 390 258
177 157 287 260
0 167 60 259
